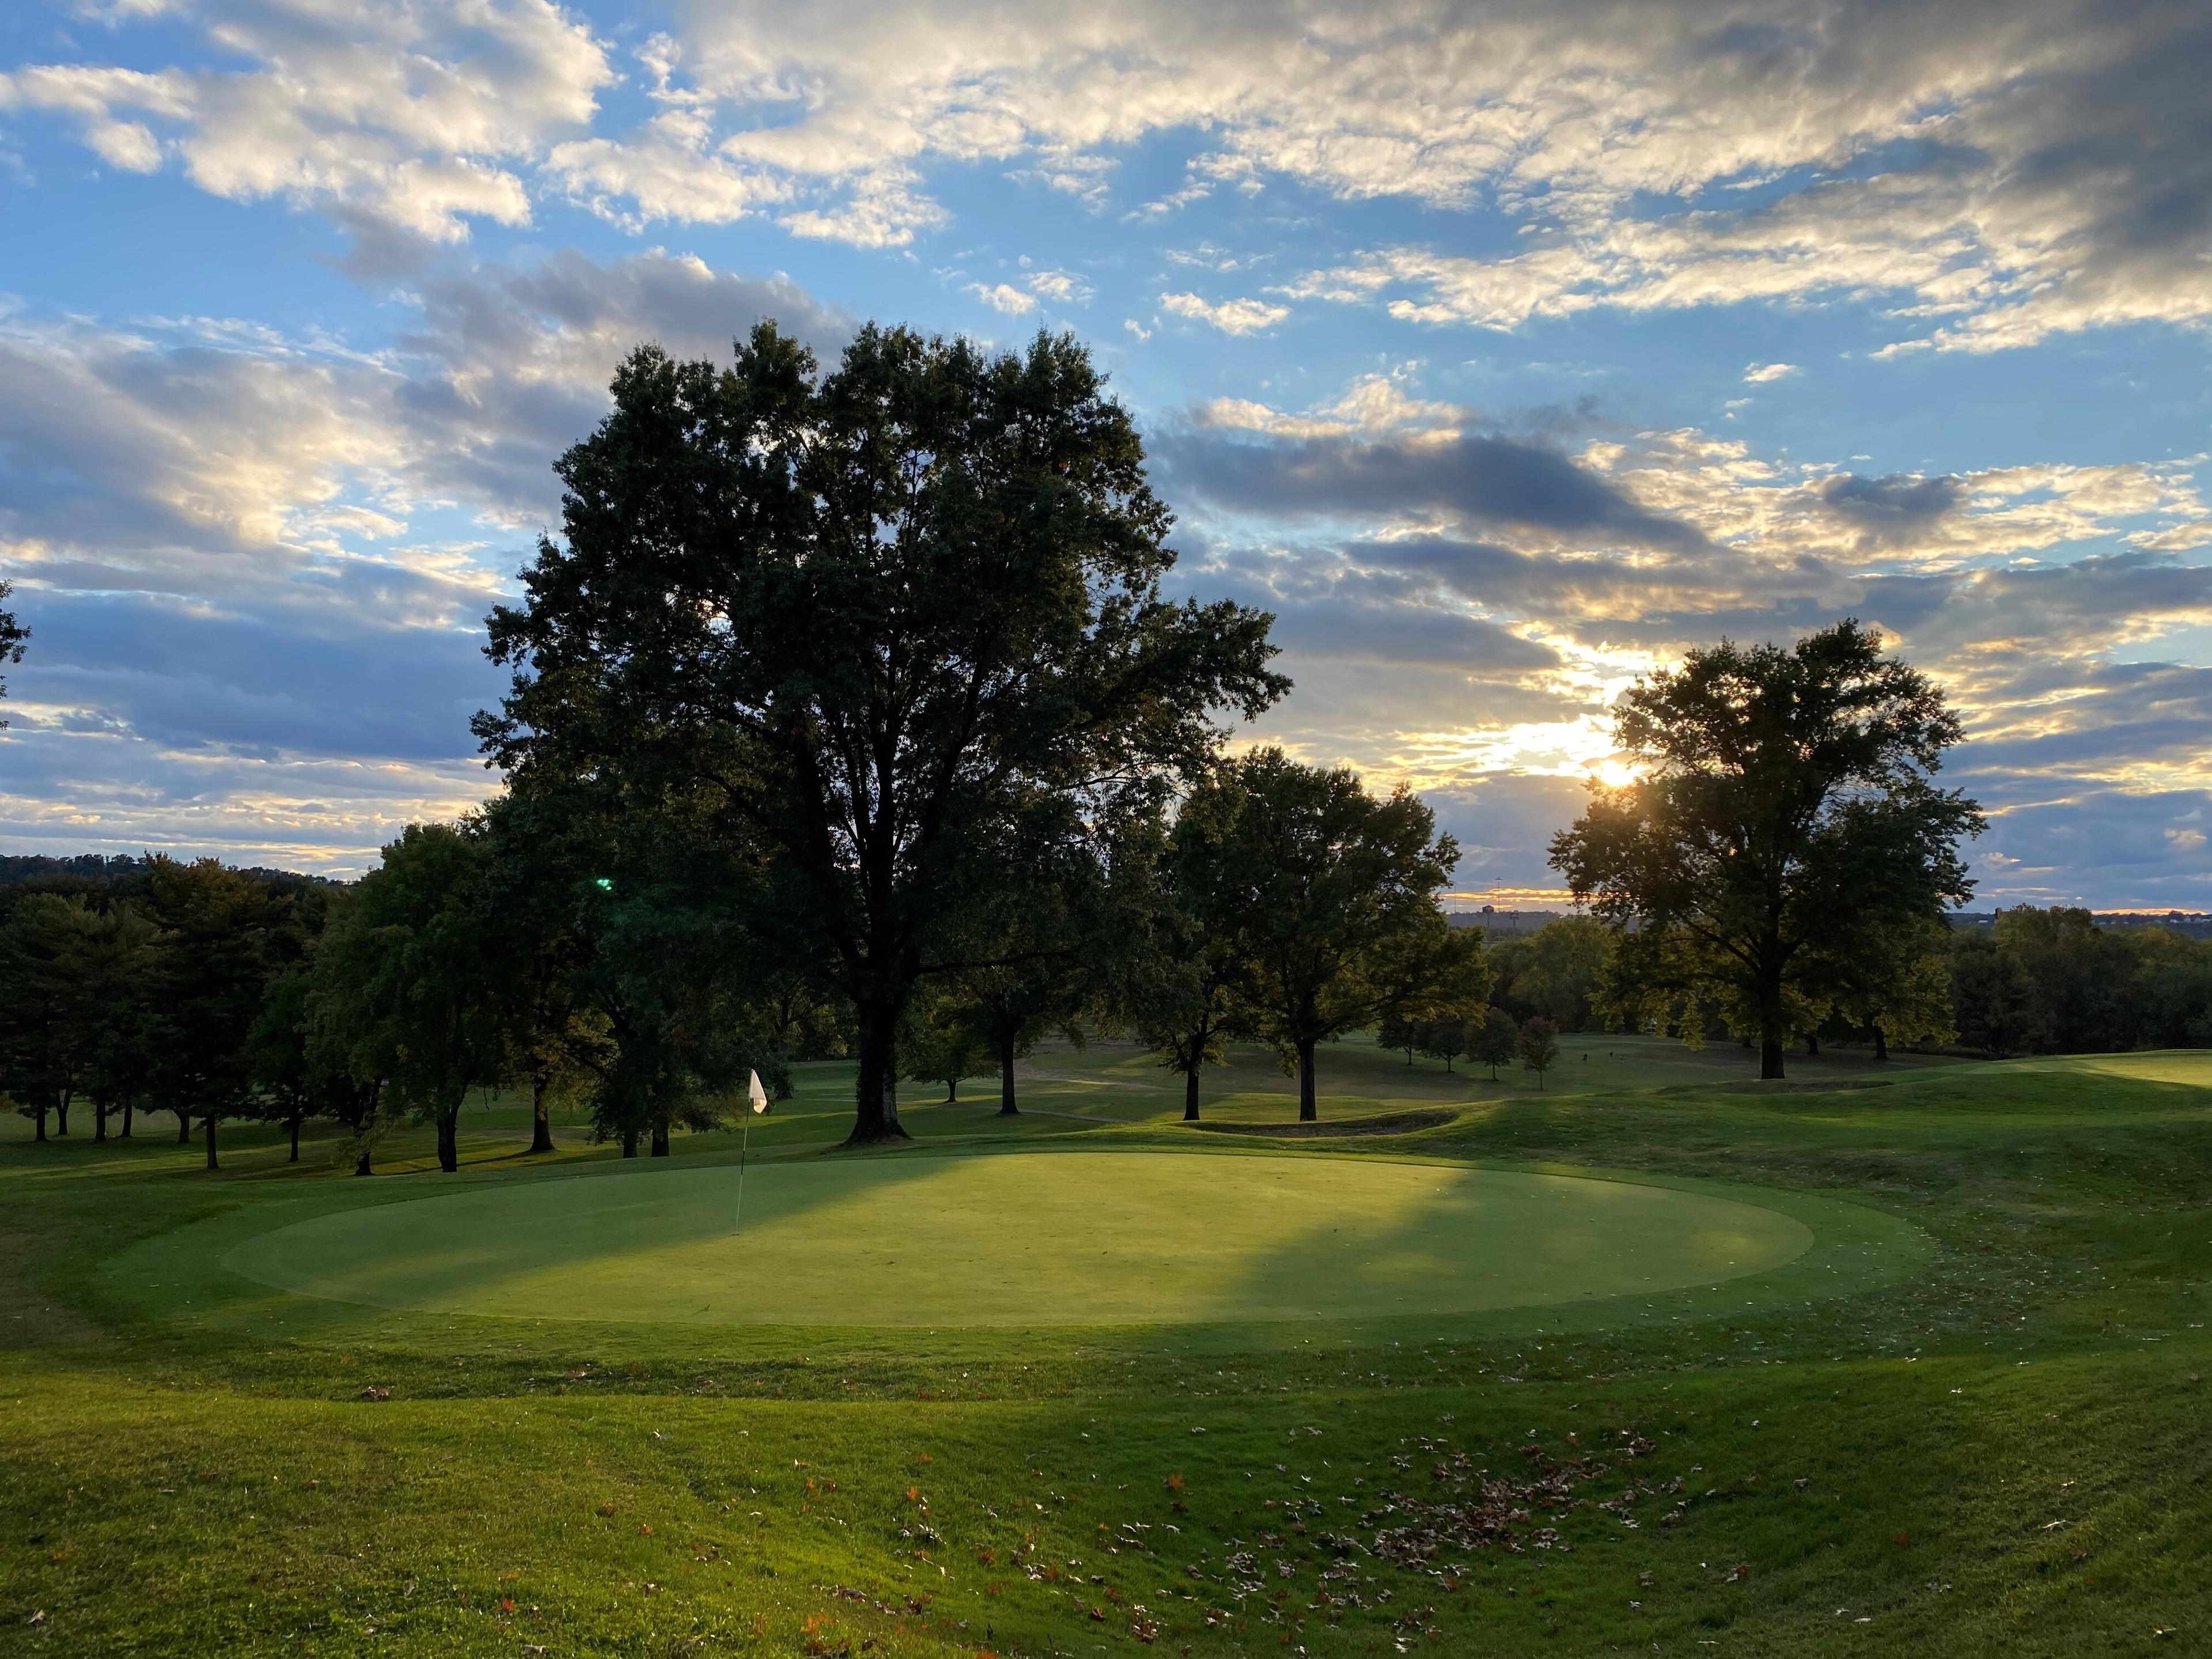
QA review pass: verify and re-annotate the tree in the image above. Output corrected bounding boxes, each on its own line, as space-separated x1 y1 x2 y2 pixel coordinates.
1205 749 1482 1121
74 900 160 1142
1518 1016 1560 1088
1490 916 1613 1029
142 858 291 1168
0 893 77 1142
1824 915 1955 1060
312 824 500 1173
478 323 1286 1146
1416 1016 1471 1073
1377 1010 1423 1065
0 577 25 726
1114 789 1251 1122
1551 620 1981 1080
901 992 991 1102
1472 1006 1519 1080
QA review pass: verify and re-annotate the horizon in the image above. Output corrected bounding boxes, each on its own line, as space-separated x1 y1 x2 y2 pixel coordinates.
2 1 2208 906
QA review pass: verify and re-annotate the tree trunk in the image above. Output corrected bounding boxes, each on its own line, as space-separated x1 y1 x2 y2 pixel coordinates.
944 1078 958 1103
176 1109 192 1144
1297 1039 1317 1122
354 1146 373 1176
650 1124 671 1157
998 1035 1018 1116
289 1112 302 1162
29 1106 47 1143
844 998 910 1146
1445 1054 1454 1073
94 1101 109 1143
1184 1065 1201 1122
529 1074 555 1155
437 1110 459 1173
203 1114 219 1171
621 1127 639 1157
55 1091 70 1136
1873 1025 1889 1062
121 1099 132 1138
1805 1032 1821 1056
1760 1038 1785 1080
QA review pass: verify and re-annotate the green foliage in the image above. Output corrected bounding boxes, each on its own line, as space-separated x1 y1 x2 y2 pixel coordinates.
1190 748 1483 1120
478 323 1287 1146
1553 620 1980 1078
899 990 992 1102
310 824 501 1173
1947 907 2212 1056
1487 914 1613 1030
1517 1014 1561 1087
142 857 297 1166
1472 1005 1519 1078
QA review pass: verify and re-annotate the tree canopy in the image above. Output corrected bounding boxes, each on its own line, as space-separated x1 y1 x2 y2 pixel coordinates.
479 323 1286 1145
1198 748 1482 1120
1551 620 1981 1078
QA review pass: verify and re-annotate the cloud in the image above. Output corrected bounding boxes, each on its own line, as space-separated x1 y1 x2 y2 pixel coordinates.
0 250 850 805
1743 362 1798 384
2 0 612 241
1159 414 1708 551
14 1 2206 350
968 282 1036 315
1159 292 1289 335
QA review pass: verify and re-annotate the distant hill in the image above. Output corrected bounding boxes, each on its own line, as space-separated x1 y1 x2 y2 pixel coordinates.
1946 908 2212 939
0 853 340 890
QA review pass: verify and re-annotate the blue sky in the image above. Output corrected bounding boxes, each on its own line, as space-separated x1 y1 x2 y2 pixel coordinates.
2 0 2209 905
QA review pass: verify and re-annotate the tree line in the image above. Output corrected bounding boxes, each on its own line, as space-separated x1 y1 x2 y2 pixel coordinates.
1 320 2156 1149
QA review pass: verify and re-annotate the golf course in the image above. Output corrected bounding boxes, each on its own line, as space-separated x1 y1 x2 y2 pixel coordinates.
5 1032 2208 1657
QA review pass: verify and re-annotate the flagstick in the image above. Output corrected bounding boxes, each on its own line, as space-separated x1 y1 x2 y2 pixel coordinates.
735 1110 751 1233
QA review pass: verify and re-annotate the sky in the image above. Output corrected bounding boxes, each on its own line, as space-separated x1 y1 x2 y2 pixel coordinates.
0 1 2208 907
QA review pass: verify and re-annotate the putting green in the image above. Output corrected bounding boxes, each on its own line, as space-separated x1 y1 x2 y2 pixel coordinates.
222 1150 1824 1328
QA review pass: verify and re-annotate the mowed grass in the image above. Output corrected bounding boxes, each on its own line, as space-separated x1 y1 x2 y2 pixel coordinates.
2 1036 2209 1657
208 1153 1832 1327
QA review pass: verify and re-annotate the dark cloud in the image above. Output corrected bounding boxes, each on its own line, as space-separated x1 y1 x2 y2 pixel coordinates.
1158 430 1708 550
1817 472 1965 547
13 589 502 762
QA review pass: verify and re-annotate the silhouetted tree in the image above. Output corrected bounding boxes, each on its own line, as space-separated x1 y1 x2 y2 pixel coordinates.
1552 621 1980 1079
478 324 1285 1147
1203 749 1483 1120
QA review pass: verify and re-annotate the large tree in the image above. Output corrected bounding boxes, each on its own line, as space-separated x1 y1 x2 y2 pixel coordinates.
312 824 501 1173
1120 789 1252 1122
479 323 1285 1145
1205 749 1480 1121
142 858 293 1168
1551 620 1981 1080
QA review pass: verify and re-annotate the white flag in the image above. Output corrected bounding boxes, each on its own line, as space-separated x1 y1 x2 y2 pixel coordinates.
747 1069 769 1113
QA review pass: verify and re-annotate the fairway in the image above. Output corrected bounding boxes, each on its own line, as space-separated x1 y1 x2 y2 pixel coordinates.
221 1149 1817 1327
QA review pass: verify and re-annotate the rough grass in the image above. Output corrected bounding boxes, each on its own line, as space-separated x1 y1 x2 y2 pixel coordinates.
2 1036 2207 1657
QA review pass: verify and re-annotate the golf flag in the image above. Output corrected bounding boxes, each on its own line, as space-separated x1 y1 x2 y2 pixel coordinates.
747 1069 769 1114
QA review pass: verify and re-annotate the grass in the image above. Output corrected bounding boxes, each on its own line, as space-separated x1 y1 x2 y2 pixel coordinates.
2 1035 2208 1656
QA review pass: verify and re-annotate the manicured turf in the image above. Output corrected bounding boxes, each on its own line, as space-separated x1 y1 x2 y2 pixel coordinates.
216 1151 1824 1327
6 1036 2211 1658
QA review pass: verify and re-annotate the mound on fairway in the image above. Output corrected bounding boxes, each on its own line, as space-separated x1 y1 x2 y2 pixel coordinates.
222 1150 1822 1329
